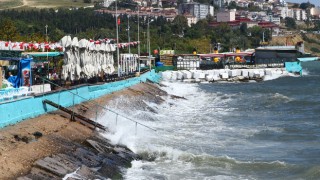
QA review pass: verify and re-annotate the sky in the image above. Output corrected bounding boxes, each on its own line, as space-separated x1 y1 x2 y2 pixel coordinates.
286 0 320 7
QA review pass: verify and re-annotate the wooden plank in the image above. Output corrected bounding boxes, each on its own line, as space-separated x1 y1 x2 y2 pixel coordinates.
42 99 106 131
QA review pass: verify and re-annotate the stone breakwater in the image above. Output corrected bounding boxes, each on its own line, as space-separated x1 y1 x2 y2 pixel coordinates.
160 68 289 82
17 134 140 179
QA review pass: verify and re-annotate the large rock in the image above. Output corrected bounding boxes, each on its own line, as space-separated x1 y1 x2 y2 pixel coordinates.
74 148 103 167
97 160 120 179
34 157 74 177
66 165 104 180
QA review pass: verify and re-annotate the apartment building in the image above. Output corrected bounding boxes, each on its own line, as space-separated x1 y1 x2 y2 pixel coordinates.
290 8 307 21
216 9 236 22
178 2 214 20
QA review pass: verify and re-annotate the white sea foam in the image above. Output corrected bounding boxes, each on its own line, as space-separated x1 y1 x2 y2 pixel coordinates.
263 74 283 81
96 81 293 179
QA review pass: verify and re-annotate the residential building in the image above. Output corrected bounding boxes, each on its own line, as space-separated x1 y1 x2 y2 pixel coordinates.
178 2 214 20
264 15 281 25
310 7 320 17
276 5 289 19
184 14 198 26
102 0 115 7
290 8 307 21
213 0 225 8
217 9 236 22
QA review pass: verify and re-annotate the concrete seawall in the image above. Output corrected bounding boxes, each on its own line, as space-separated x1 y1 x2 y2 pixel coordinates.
160 68 290 82
0 70 161 128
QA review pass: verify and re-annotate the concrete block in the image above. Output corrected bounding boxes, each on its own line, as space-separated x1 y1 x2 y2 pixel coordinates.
259 70 265 77
170 71 177 80
221 73 229 79
249 71 255 78
176 72 184 80
241 70 249 77
205 75 213 81
182 71 192 79
212 75 220 81
160 71 171 80
265 69 272 76
199 72 205 79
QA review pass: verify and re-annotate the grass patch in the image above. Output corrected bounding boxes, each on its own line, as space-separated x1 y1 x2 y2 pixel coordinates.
25 0 95 8
0 0 22 9
0 0 96 10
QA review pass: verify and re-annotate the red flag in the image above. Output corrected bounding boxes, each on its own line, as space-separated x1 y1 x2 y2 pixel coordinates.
117 17 120 25
19 42 24 49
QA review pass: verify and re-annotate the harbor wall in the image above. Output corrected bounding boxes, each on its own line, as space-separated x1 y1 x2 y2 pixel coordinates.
159 68 289 82
0 70 161 128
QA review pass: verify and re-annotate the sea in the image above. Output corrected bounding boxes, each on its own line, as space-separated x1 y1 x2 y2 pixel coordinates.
99 61 320 180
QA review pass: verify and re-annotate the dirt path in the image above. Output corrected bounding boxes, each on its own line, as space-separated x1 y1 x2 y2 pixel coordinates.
0 0 28 10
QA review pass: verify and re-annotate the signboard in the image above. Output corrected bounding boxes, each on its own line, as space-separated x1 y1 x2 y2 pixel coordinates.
20 59 31 86
160 50 175 55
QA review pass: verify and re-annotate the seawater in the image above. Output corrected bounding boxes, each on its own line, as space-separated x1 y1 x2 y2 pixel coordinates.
99 61 320 180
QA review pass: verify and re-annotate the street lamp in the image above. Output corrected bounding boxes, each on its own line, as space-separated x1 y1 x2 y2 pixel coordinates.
147 18 154 71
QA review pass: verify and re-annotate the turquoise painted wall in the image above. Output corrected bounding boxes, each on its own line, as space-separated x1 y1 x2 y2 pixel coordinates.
285 62 302 75
0 70 161 128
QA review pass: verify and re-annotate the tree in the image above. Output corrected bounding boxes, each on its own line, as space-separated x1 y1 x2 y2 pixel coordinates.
240 23 248 35
171 15 188 36
83 0 91 3
248 3 261 11
248 26 263 47
0 18 18 41
300 2 315 10
314 20 320 31
284 17 296 29
228 1 237 10
292 4 299 8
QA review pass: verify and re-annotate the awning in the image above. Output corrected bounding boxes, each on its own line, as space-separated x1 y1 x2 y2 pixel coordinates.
22 52 63 57
0 60 9 66
297 57 319 62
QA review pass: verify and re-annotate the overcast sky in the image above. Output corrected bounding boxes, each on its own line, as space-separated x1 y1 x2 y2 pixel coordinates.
286 0 320 7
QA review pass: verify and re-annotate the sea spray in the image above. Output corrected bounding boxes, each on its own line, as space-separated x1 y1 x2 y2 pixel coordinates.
97 62 320 179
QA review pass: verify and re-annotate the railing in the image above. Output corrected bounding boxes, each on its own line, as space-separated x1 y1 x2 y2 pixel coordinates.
39 76 157 134
0 87 33 102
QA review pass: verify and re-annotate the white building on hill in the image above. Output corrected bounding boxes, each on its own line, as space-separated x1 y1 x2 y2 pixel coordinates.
178 1 214 20
216 9 236 22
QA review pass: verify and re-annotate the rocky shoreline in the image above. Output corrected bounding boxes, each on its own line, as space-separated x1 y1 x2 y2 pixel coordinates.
17 134 140 179
0 82 167 179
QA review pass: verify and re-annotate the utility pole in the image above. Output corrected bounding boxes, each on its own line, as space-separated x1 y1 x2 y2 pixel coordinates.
147 18 152 71
116 0 120 77
137 6 140 73
127 15 131 54
45 25 49 79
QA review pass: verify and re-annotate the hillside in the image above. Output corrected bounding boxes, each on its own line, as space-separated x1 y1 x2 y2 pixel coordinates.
270 33 320 57
0 0 95 10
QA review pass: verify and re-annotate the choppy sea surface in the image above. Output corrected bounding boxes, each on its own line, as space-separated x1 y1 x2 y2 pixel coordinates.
100 61 320 180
